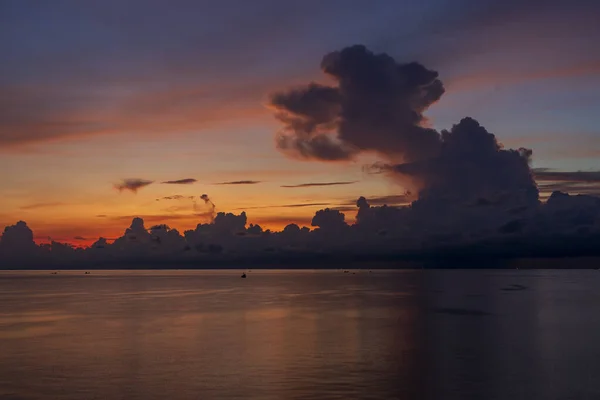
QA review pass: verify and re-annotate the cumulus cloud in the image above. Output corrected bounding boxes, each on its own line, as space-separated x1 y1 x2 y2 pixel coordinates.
390 118 538 206
272 45 541 210
270 45 444 162
214 180 261 185
311 208 347 230
3 43 600 267
1 190 600 268
114 178 154 193
161 178 198 184
281 181 357 188
0 221 40 262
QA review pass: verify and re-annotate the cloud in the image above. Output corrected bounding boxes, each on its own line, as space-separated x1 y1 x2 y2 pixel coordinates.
311 208 347 230
20 202 65 210
281 181 357 188
342 194 412 207
214 180 261 185
157 195 195 201
2 189 600 267
161 178 198 185
533 169 600 183
0 221 38 257
273 46 539 209
534 169 600 197
108 212 214 223
389 117 539 206
250 215 313 229
237 202 333 210
269 45 444 162
114 179 154 193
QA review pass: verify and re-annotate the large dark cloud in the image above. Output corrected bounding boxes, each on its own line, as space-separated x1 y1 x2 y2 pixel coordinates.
114 178 154 193
390 118 539 206
270 45 444 162
273 45 543 212
2 190 600 268
0 221 40 262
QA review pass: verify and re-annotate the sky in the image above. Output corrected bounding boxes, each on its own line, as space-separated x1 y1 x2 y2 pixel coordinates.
1 0 599 245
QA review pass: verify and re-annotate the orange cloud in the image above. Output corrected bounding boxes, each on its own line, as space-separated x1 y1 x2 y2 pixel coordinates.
0 79 280 150
20 202 66 210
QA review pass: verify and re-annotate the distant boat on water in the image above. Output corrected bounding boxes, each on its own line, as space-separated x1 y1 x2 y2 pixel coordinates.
241 273 247 278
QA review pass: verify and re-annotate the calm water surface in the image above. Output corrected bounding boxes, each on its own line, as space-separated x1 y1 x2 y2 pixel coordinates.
1 269 600 400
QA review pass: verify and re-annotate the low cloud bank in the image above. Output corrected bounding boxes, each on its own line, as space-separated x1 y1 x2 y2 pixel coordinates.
2 190 600 268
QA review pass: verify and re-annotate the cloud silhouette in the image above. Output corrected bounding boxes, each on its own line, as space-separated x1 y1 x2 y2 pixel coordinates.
270 45 443 162
114 179 154 193
534 169 600 182
215 180 261 185
534 169 600 197
108 213 214 223
1 189 600 268
281 181 357 188
161 178 198 185
342 194 412 206
0 221 39 261
157 195 195 201
390 117 538 206
20 202 65 210
237 202 332 210
3 42 600 268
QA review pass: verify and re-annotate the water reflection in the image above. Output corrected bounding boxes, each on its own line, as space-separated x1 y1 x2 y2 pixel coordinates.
1 270 600 399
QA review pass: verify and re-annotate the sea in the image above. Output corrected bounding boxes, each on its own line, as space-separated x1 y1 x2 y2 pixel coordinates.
1 269 600 400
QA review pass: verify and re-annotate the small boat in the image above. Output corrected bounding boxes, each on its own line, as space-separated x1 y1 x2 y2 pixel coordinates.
241 273 247 278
